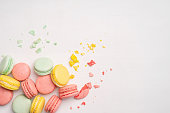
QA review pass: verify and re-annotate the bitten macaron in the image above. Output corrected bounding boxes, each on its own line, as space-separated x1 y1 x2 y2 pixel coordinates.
0 86 13 106
0 55 14 75
12 63 31 81
51 64 74 87
21 78 38 99
45 95 62 113
34 57 53 76
30 95 45 113
12 94 31 113
0 75 20 90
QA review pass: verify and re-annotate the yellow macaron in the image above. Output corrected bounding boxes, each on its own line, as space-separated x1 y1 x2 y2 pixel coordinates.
51 64 74 87
0 75 20 90
30 95 45 113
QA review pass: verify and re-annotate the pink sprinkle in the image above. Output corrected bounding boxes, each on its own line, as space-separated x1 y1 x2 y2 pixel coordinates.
87 60 96 66
100 79 103 82
94 85 100 89
81 102 86 105
70 107 72 110
102 71 105 75
110 68 112 71
77 106 80 109
86 82 92 89
89 72 94 77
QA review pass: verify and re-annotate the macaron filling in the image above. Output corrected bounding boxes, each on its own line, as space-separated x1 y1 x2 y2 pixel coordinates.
0 80 19 89
34 67 53 75
32 96 40 113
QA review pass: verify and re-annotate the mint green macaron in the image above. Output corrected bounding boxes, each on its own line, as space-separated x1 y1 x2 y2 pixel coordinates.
34 57 53 76
0 55 14 75
12 94 31 113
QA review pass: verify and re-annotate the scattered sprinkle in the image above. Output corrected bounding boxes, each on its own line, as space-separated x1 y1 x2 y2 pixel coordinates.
17 40 23 44
73 65 79 71
54 42 57 46
69 60 75 67
70 107 72 110
102 71 105 75
80 42 82 45
85 65 87 67
81 53 85 56
94 85 100 89
89 72 94 77
81 102 86 105
74 50 79 54
102 46 106 48
87 43 96 51
35 48 42 54
110 68 112 71
87 60 96 66
100 40 102 42
17 45 22 48
86 82 92 89
100 79 103 82
43 25 47 29
77 106 80 109
30 44 36 49
29 30 35 36
71 54 79 63
46 40 50 43
33 38 41 44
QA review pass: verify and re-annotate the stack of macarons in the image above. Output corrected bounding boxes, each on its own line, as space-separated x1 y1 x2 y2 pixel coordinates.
0 56 92 113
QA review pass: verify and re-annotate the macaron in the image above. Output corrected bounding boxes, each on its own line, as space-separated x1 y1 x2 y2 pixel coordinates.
0 86 13 105
21 78 38 99
12 94 31 113
51 64 74 87
12 63 31 81
59 84 78 99
45 95 62 113
0 55 14 75
36 75 55 95
0 75 20 90
30 95 45 113
34 57 53 76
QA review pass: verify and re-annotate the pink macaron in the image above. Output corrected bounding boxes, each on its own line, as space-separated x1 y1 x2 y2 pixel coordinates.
21 78 38 99
59 84 78 99
0 86 13 106
45 95 62 113
36 75 55 95
12 63 31 81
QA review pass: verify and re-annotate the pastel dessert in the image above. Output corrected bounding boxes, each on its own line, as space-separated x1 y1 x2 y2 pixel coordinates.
45 95 62 113
0 86 13 105
0 55 14 75
36 75 55 95
0 75 20 90
30 95 45 113
59 84 78 99
12 94 31 113
51 64 74 87
74 82 92 99
34 57 53 75
21 78 38 99
12 63 31 81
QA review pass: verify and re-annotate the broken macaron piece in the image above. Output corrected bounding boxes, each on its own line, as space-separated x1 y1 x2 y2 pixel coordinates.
74 82 92 99
59 84 78 99
87 60 96 66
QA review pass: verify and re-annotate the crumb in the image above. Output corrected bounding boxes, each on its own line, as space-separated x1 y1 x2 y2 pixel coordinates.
87 60 96 66
100 40 102 42
70 107 72 110
35 48 42 54
17 40 23 44
87 43 96 50
100 79 103 82
85 65 87 67
77 106 80 109
74 50 79 54
110 68 112 71
46 40 50 43
86 82 92 89
102 46 106 48
94 85 100 89
17 45 22 48
81 53 85 56
71 54 79 63
43 25 47 29
54 42 57 46
29 30 35 36
81 102 86 105
30 44 36 49
80 42 82 45
102 71 105 75
69 60 75 67
73 65 79 71
33 38 41 44
89 72 94 77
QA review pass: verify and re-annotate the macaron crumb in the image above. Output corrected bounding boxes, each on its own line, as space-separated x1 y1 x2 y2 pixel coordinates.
73 65 79 71
85 65 87 67
74 50 79 54
87 60 96 66
35 48 42 54
100 79 103 82
100 40 102 42
30 44 36 49
70 107 72 110
17 40 23 44
94 85 100 89
80 42 82 45
28 30 35 36
110 68 112 71
81 53 85 56
102 46 106 48
33 38 41 44
89 72 94 77
81 102 86 105
77 106 80 109
43 25 47 29
102 71 105 75
54 42 57 46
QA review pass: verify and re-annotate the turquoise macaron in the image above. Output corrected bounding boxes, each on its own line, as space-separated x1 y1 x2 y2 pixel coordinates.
34 57 53 76
0 55 14 75
12 94 31 113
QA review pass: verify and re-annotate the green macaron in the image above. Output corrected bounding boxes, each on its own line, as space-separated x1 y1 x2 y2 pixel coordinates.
34 57 53 75
12 94 31 113
0 55 14 75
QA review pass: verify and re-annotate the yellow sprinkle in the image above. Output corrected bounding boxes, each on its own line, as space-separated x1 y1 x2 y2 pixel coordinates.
73 65 79 71
85 65 87 67
102 46 106 48
71 54 79 63
70 74 75 79
80 42 82 45
69 60 75 67
81 53 85 56
74 50 79 54
100 40 102 42
91 44 96 48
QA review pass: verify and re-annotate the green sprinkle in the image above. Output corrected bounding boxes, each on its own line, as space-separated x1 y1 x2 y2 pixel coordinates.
46 40 50 43
35 48 42 54
30 43 36 49
18 45 22 48
54 42 57 46
43 25 47 29
17 40 23 44
33 38 41 44
29 30 35 36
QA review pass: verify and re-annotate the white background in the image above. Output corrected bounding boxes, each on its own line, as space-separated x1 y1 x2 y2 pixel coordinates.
0 0 170 113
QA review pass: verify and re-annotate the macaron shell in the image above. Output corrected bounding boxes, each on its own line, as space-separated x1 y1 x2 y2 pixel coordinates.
0 86 13 105
12 94 31 113
36 75 55 95
12 63 31 81
0 56 14 75
74 84 89 99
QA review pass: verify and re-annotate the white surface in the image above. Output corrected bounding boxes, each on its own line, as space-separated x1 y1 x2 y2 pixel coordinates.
0 0 170 113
